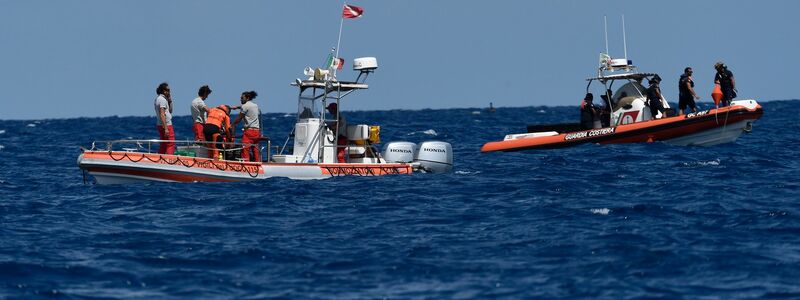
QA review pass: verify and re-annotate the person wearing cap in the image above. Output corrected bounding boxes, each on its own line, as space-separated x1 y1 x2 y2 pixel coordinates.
713 61 736 107
204 105 233 160
647 75 665 119
233 91 262 162
154 82 175 155
579 93 597 129
326 102 348 163
678 67 700 115
191 85 212 141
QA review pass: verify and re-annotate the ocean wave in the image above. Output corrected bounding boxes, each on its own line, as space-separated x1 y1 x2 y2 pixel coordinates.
0 129 5 134
455 170 481 175
27 123 36 127
590 208 611 215
405 129 438 136
682 159 721 167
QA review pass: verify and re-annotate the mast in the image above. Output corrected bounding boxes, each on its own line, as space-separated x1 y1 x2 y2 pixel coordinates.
604 15 609 56
622 15 628 60
334 0 347 77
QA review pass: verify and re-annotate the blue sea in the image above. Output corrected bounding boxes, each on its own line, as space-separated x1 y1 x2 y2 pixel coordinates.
1 100 799 299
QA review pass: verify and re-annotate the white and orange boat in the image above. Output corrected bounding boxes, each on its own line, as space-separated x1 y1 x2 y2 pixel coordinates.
79 57 453 184
481 55 763 152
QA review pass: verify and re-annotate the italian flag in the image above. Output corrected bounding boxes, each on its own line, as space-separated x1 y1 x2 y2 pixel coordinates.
326 54 344 71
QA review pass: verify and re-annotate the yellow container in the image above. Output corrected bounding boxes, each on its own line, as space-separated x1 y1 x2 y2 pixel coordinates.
369 126 381 144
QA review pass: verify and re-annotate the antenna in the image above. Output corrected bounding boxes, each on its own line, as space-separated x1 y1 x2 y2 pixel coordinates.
604 15 609 55
622 15 628 60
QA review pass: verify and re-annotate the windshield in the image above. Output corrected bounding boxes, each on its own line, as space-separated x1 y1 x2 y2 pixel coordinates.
297 98 321 119
614 81 646 102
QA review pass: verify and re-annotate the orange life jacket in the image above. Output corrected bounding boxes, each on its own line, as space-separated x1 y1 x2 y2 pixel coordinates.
205 107 230 131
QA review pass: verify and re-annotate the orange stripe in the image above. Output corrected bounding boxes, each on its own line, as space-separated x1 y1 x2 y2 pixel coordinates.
481 104 763 152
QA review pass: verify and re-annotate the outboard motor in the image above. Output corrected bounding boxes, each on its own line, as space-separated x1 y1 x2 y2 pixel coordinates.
414 141 453 173
383 141 417 163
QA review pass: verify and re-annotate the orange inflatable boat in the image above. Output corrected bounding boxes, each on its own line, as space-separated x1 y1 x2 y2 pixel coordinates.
482 100 763 152
481 58 764 152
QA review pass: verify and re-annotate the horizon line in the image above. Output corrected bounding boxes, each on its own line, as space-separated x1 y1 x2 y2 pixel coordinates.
1 99 795 122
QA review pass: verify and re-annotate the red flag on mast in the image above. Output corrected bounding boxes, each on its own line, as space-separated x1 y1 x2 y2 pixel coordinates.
342 4 364 19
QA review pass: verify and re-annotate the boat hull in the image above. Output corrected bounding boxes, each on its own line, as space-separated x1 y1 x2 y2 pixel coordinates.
481 100 763 152
78 151 413 184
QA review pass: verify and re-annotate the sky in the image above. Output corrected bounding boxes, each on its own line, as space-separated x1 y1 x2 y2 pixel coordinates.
1 0 798 120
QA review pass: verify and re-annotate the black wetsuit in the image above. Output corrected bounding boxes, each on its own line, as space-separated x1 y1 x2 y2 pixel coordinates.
580 100 596 129
678 74 697 112
647 84 664 118
203 124 225 148
714 69 735 106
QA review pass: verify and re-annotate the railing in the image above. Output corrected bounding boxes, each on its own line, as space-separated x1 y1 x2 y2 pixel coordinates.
85 139 273 162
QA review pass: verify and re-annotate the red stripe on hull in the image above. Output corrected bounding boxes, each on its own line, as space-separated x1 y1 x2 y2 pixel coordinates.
85 166 243 182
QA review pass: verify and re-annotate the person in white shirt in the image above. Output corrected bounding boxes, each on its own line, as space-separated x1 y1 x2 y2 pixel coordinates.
154 82 175 154
233 91 263 162
191 85 212 141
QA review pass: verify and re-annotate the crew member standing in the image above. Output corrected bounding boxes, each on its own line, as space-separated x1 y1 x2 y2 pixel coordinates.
647 76 665 119
599 89 613 127
713 61 736 107
154 82 175 154
326 103 348 163
233 91 262 162
191 85 211 141
678 67 700 115
204 105 233 160
579 93 597 129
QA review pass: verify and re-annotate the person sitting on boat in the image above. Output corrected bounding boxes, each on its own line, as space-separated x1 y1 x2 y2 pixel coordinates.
326 102 348 163
233 91 262 162
191 85 212 141
713 61 736 107
579 93 597 129
203 105 233 160
154 82 175 155
678 67 700 115
646 75 665 119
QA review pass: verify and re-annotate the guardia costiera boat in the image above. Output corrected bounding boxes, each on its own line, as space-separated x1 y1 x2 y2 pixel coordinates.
481 19 763 153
